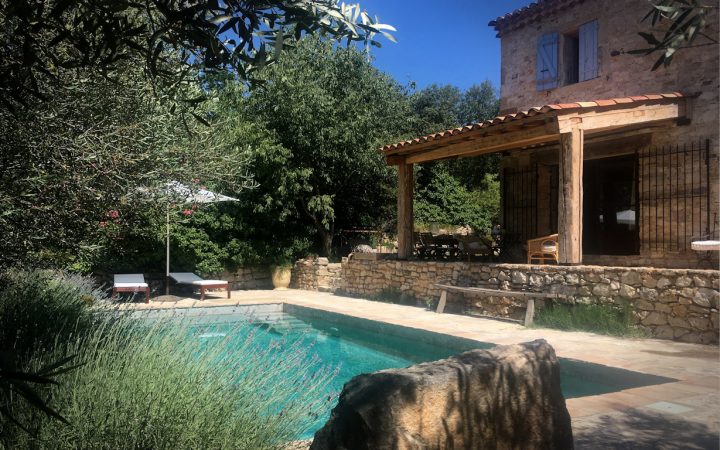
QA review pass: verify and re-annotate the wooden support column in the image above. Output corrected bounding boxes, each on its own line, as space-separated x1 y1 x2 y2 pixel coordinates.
558 127 584 264
397 162 414 259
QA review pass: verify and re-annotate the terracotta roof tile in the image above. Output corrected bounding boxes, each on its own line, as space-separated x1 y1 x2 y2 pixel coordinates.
594 99 617 107
556 102 581 109
381 93 685 153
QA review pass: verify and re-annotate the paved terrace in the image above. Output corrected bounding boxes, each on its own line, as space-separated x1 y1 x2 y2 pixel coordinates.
124 289 719 449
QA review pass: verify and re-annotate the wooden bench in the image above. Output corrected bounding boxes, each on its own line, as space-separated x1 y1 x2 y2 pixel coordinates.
434 283 565 327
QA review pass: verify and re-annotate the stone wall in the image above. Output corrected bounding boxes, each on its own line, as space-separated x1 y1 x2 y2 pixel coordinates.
339 260 720 344
291 257 343 292
496 0 719 270
498 0 719 140
223 266 272 290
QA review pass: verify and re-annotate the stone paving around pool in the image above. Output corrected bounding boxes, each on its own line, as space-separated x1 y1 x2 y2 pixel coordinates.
123 289 720 449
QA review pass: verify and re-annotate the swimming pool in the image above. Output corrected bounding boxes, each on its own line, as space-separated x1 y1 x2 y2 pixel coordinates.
135 303 676 437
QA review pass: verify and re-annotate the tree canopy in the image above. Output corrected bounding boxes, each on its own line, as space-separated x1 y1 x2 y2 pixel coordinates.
0 58 253 270
243 36 413 256
0 0 395 110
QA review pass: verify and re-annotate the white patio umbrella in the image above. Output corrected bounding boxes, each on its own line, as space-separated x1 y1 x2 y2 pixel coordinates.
162 181 238 294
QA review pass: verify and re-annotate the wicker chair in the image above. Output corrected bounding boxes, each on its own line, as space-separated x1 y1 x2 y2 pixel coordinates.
527 234 559 264
455 235 492 261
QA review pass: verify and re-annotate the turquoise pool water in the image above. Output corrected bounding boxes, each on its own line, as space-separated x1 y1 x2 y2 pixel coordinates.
140 304 675 437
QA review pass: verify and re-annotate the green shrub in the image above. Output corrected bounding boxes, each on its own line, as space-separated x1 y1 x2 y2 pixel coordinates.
5 316 334 449
414 170 500 233
0 270 102 359
533 302 648 338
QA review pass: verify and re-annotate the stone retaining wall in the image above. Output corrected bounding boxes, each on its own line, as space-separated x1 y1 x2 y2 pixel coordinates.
291 257 343 292
339 260 720 344
223 266 272 290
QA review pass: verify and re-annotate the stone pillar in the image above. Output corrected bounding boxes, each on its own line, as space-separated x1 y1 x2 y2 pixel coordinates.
558 128 583 264
397 162 414 260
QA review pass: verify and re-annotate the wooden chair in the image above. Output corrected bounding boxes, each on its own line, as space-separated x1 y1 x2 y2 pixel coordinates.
527 234 559 264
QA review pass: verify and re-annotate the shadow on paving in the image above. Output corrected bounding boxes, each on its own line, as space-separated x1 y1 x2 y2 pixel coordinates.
574 409 719 450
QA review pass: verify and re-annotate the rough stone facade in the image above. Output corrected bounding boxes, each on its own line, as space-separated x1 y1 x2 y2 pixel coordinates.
223 266 272 290
291 257 343 292
499 0 719 135
497 0 719 269
339 260 720 344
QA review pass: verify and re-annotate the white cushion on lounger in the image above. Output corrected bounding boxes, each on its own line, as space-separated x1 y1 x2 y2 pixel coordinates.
169 272 227 286
114 274 147 287
114 282 149 288
191 280 227 286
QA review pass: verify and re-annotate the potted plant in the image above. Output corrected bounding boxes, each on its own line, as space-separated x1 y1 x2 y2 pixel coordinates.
270 254 293 290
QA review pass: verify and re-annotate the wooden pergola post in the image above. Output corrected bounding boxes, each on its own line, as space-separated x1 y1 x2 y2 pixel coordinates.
557 127 584 264
397 161 414 259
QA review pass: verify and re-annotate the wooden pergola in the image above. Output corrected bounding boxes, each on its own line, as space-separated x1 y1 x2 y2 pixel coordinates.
382 94 689 263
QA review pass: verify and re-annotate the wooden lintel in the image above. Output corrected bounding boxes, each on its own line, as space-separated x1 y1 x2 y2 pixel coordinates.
557 103 681 134
583 122 674 142
386 154 405 166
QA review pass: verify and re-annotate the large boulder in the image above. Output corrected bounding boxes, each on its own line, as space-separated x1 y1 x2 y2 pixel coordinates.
310 339 573 450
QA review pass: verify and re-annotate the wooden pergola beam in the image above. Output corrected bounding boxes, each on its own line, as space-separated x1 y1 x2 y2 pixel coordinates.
557 127 584 264
387 123 559 165
383 117 557 157
397 162 414 260
557 103 681 134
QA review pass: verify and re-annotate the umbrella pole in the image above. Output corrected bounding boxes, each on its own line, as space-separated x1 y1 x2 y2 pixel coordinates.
166 205 170 295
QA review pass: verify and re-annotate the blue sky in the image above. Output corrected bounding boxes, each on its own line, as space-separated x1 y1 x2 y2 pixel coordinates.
360 0 534 91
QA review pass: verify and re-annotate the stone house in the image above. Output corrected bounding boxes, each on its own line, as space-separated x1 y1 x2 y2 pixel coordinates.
382 0 719 269
291 0 719 343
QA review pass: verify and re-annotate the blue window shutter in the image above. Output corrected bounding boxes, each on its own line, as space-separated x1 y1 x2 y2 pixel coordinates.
536 33 559 90
579 20 598 81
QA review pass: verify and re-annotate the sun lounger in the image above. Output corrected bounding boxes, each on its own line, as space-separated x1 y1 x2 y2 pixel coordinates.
169 272 230 300
113 274 150 303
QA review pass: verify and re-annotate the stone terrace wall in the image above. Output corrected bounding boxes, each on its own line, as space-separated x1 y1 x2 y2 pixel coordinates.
291 257 342 292
223 266 272 290
340 260 720 344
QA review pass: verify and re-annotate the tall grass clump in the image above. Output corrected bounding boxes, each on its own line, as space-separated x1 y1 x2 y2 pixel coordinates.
7 315 336 449
534 301 648 337
0 270 103 358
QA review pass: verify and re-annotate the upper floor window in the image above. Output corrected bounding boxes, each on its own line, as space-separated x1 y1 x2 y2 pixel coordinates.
536 20 598 91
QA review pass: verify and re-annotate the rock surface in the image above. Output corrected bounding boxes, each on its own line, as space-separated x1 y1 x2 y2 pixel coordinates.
310 339 573 450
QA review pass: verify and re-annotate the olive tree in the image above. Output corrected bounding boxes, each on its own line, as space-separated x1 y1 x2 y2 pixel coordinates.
0 0 395 110
632 0 717 69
